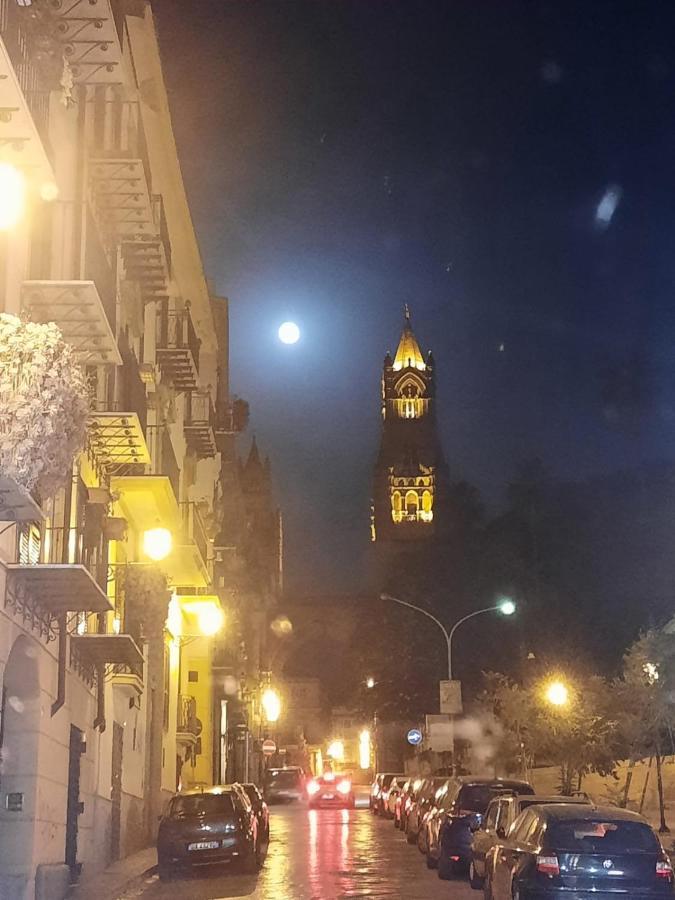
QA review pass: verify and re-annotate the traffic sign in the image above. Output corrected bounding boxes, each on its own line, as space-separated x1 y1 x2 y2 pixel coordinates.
407 728 423 746
262 739 277 756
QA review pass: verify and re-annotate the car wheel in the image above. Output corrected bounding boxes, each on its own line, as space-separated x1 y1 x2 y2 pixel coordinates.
157 861 174 882
241 842 260 874
438 854 453 880
470 860 484 890
483 873 493 900
426 851 438 870
406 825 417 845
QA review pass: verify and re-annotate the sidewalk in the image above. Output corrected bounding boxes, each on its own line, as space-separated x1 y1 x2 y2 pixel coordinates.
67 847 157 900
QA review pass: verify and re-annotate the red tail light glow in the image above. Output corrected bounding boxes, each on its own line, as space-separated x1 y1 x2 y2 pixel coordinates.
656 859 673 879
337 779 351 795
536 855 560 877
307 780 320 796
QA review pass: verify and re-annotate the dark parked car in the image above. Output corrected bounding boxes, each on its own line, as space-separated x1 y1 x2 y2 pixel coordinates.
425 776 534 878
407 777 447 845
485 804 674 899
307 772 355 808
384 775 407 819
241 783 270 844
469 793 591 889
370 772 405 815
156 786 261 881
395 778 418 831
263 766 305 803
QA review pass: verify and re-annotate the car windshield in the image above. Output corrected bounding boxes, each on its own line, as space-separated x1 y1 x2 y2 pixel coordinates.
266 770 301 786
169 794 236 818
548 819 660 853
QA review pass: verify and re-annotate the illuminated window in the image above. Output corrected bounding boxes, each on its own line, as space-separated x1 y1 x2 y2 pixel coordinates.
420 490 434 522
391 490 403 522
405 491 419 518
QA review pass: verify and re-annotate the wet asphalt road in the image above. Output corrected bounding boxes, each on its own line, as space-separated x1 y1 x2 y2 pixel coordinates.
116 802 475 900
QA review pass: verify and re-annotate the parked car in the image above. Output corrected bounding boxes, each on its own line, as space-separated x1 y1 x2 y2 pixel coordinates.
424 776 534 878
384 776 407 819
395 778 419 831
469 793 592 889
240 783 270 844
370 772 405 815
484 803 674 898
407 777 447 845
263 766 306 803
157 786 261 881
307 772 356 808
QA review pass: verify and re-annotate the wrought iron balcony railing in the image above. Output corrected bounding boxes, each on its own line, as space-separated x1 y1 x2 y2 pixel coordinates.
156 303 200 392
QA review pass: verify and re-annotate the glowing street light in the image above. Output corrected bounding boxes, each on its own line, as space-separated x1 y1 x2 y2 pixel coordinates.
366 676 376 689
545 680 570 707
143 526 172 561
197 604 224 637
261 688 281 723
359 730 371 769
0 163 25 231
499 598 516 616
327 739 344 762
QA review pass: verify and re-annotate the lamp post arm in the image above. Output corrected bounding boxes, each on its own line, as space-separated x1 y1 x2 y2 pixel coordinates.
381 593 450 645
447 605 502 644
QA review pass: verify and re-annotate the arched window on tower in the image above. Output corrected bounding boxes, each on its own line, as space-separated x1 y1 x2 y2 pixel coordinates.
391 490 403 523
405 490 419 520
421 490 434 522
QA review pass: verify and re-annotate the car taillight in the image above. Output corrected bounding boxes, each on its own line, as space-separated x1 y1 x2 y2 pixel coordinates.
337 779 351 795
656 859 673 879
536 855 560 877
307 780 320 796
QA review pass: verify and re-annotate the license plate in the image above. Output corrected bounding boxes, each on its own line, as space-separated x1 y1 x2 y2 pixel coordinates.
188 840 220 851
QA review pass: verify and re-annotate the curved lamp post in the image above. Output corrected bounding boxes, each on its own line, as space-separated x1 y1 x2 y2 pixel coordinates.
380 593 516 680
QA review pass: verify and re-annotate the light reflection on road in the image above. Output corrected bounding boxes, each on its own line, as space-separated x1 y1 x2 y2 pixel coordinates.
112 801 475 900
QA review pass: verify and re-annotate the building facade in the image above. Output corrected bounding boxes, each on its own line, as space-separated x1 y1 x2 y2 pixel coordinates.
0 3 270 898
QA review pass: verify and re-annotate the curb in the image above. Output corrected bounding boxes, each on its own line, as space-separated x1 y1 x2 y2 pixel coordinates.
68 862 158 900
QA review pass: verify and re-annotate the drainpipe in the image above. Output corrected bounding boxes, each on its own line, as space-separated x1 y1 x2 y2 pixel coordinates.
51 467 74 717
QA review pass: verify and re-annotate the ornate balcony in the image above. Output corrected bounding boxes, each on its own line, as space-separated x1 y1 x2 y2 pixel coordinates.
156 303 200 392
70 634 144 698
0 476 42 523
50 0 123 84
0 0 55 183
184 391 216 459
21 280 121 366
215 397 250 436
89 402 150 468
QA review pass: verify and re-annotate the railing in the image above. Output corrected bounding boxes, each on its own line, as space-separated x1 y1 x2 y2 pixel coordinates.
152 194 172 273
178 694 199 735
185 390 214 429
156 303 200 369
180 502 209 567
145 425 180 501
0 0 57 153
216 397 249 434
90 98 151 185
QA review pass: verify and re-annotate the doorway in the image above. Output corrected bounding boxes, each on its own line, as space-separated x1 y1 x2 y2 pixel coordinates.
65 724 84 879
110 722 123 861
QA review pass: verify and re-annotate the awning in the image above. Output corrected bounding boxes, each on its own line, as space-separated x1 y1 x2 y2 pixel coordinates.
6 564 113 615
70 634 144 672
50 0 123 84
89 412 150 466
0 36 54 185
21 280 121 366
0 476 43 523
110 475 181 533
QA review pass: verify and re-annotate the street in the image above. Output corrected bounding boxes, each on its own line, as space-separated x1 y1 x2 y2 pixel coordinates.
113 803 475 900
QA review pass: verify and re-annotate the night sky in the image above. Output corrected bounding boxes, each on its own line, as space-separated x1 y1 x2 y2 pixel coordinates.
155 1 675 593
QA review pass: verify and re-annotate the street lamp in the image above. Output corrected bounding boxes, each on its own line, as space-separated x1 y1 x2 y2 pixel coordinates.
143 526 172 561
365 676 376 689
545 680 570 707
261 688 281 724
327 739 345 762
380 593 516 680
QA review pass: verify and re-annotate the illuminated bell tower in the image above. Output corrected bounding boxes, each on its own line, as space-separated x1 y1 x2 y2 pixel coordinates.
372 307 448 544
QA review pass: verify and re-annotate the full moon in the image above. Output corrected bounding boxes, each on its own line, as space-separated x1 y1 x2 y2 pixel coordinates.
278 321 300 344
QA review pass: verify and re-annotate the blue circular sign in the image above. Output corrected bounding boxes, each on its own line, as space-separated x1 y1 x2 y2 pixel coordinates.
407 728 423 746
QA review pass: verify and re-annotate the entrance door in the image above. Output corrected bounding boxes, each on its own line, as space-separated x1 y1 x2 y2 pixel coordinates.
110 722 123 861
65 724 83 879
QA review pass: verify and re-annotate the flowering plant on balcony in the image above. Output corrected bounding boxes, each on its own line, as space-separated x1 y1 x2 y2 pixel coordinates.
0 314 88 496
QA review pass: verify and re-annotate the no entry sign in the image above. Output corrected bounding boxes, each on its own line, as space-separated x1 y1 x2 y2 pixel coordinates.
262 739 277 755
